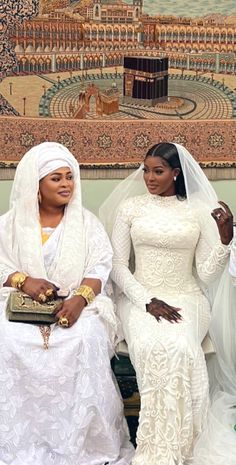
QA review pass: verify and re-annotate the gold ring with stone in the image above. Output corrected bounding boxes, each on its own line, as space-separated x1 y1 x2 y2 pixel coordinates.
45 288 54 298
59 316 69 328
38 293 47 303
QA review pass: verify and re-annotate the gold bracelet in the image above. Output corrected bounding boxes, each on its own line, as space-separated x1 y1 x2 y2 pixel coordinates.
11 272 28 290
73 285 96 306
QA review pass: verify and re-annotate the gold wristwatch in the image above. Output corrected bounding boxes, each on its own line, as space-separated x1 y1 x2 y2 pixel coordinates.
73 285 95 305
11 272 28 290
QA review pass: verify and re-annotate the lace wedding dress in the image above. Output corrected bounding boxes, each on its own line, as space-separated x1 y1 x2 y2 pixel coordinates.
111 193 230 465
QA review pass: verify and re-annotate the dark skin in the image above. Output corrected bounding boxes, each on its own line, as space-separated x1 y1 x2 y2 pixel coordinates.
211 200 234 245
143 156 233 324
4 167 102 328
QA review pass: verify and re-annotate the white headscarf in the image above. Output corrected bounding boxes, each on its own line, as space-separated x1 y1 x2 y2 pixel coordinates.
38 143 75 180
6 142 85 290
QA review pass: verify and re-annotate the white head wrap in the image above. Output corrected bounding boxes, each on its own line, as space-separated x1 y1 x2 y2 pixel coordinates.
38 143 75 180
10 141 79 208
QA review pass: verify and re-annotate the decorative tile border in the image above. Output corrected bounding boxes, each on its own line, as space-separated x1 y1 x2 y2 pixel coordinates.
0 117 236 166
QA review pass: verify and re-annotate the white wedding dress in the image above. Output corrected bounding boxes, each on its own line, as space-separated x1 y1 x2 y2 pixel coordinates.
111 193 230 465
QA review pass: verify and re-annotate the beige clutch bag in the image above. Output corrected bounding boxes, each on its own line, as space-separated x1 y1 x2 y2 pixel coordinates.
6 292 62 325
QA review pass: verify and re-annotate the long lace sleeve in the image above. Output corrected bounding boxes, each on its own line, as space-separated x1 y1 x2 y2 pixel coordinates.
111 202 152 311
229 236 236 286
195 213 230 285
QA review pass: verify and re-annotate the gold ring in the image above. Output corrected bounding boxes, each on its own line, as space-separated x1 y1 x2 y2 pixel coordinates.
59 316 69 328
38 293 47 303
45 288 54 297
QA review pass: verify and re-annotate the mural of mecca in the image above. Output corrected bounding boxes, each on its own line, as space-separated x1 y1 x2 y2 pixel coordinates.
1 0 236 120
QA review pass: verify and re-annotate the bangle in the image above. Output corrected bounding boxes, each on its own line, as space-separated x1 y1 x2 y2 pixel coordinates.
11 272 28 290
73 285 96 306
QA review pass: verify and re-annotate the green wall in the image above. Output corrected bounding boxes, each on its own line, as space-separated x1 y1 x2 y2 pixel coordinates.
0 179 235 217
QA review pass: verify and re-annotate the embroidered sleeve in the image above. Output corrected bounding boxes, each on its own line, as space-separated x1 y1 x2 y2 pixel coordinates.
0 214 17 289
195 214 230 285
83 211 113 292
111 202 152 311
229 236 236 286
0 265 15 289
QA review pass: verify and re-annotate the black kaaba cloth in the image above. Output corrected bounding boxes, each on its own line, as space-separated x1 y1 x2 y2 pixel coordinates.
123 56 168 106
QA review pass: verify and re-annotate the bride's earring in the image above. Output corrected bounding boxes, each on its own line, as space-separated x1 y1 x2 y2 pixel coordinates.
38 191 42 204
174 176 177 181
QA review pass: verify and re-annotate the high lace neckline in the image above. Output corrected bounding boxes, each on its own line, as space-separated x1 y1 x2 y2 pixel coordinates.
146 192 179 204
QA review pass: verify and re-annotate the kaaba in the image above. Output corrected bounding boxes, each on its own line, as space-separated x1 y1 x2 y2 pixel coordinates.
123 56 168 106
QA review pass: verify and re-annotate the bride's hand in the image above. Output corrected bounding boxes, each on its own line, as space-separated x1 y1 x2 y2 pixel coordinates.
211 201 233 245
146 298 182 323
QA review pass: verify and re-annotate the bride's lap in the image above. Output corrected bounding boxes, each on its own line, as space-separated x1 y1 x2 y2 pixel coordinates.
118 293 210 380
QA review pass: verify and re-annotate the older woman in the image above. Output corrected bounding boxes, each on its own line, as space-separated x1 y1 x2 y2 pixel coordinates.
0 142 134 465
100 142 234 465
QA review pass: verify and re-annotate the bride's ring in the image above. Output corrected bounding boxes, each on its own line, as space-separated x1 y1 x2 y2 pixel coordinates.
59 316 69 328
216 213 222 219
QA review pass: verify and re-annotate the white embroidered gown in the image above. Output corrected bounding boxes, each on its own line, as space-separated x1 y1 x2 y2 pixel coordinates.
0 209 134 465
111 193 229 465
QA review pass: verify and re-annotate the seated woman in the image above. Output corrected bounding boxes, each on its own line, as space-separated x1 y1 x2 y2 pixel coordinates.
0 142 134 465
100 143 234 465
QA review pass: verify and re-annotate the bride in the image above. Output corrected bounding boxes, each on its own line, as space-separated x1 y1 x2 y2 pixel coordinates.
100 142 235 465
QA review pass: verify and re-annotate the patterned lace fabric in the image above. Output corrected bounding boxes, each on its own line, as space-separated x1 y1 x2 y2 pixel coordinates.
0 210 134 464
111 194 230 465
0 264 17 290
229 236 236 285
0 309 134 465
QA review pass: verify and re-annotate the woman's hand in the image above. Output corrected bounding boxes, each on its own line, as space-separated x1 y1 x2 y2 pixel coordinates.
211 201 234 245
22 277 57 302
54 296 86 328
146 298 182 323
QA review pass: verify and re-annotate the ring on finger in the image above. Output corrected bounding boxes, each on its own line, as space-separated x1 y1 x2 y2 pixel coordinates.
38 293 47 303
58 316 69 328
45 288 54 298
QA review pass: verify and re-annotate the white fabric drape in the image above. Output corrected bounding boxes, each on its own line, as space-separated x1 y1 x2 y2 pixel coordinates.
229 236 236 284
6 141 85 290
0 142 134 465
100 143 236 465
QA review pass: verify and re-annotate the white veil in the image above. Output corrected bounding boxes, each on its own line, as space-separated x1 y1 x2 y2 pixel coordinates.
5 142 85 290
100 143 219 243
100 143 236 463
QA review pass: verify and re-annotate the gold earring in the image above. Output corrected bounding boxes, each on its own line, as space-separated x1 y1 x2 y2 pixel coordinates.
38 191 42 203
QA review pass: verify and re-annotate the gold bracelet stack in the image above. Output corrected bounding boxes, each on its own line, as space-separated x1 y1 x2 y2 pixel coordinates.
11 272 28 290
73 285 95 306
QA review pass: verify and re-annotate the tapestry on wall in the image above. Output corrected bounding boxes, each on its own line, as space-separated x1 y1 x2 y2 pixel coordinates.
0 0 236 165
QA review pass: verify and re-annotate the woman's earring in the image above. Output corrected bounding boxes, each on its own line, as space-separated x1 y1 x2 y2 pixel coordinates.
174 176 177 181
38 191 42 204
